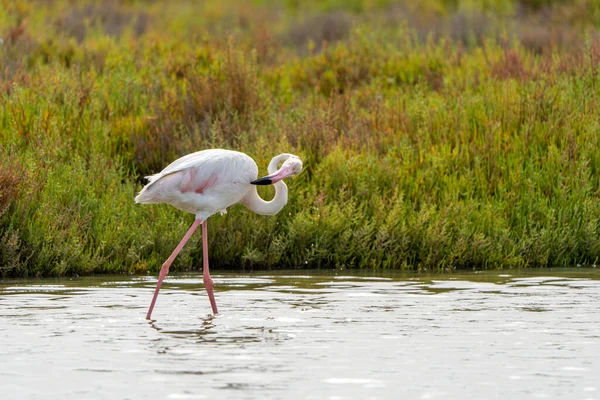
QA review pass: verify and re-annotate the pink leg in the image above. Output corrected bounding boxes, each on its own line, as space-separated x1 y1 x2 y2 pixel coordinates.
202 221 219 315
146 218 202 320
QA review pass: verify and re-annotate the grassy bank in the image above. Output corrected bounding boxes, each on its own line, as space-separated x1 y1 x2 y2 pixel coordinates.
1 0 600 276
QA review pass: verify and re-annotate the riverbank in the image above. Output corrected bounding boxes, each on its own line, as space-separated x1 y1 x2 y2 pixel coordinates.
2 0 600 276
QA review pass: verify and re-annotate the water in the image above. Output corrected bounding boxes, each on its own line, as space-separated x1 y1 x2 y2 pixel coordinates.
1 269 600 400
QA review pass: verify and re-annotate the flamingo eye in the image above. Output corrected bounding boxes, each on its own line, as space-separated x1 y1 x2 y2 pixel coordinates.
292 160 303 174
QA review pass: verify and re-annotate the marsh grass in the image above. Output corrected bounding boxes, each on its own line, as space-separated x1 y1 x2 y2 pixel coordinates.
2 0 600 276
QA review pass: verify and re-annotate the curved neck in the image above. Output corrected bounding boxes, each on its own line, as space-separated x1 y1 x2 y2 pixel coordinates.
241 154 292 216
268 154 293 174
242 181 288 216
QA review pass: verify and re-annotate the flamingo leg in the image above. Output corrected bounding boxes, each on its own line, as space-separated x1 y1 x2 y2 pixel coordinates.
202 221 219 315
146 218 202 320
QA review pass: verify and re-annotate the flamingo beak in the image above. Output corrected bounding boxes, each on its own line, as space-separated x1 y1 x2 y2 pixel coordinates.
251 164 294 185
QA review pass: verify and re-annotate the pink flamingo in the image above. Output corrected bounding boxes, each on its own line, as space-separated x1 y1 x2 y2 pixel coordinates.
135 149 303 319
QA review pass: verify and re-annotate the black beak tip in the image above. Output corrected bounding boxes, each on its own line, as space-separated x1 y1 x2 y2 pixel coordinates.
251 177 273 185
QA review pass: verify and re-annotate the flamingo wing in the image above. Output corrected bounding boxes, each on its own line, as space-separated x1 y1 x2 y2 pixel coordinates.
135 149 257 206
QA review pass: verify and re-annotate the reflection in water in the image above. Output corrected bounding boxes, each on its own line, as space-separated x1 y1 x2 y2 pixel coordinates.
1 269 600 399
148 313 216 335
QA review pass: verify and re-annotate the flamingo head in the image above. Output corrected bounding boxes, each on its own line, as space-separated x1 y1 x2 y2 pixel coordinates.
251 154 303 185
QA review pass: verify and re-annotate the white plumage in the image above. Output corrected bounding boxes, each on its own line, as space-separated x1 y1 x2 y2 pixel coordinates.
137 148 303 319
135 149 258 220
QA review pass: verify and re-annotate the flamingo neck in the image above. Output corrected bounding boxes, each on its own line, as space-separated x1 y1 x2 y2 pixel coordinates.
242 181 288 216
241 154 291 215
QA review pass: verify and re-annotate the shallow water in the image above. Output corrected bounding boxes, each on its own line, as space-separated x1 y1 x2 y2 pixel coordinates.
1 269 600 400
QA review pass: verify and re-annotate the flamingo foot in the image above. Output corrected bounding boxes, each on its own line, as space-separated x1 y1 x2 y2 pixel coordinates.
203 274 219 315
201 220 218 315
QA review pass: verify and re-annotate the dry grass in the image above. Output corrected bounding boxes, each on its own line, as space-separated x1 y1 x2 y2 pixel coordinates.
54 0 149 42
0 157 23 217
287 11 353 54
135 46 262 175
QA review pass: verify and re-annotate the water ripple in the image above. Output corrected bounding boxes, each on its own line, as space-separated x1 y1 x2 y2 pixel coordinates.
1 269 600 399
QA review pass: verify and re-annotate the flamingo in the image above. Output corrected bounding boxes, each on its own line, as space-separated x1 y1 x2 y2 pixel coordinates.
135 149 303 319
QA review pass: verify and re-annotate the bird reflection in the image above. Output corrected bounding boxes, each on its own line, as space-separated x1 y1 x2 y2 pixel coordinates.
147 313 217 337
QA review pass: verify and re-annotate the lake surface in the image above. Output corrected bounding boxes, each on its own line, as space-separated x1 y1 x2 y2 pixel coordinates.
1 269 599 400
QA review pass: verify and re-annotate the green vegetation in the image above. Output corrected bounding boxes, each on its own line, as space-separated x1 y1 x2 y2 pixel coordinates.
2 0 600 276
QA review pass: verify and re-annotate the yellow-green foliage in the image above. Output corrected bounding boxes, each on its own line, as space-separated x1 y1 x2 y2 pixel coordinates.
2 0 600 276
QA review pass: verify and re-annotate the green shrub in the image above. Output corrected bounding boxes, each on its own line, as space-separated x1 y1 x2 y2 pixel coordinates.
1 0 600 276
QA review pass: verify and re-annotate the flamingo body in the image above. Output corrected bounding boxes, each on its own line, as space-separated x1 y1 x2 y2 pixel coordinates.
136 148 303 319
135 149 258 220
